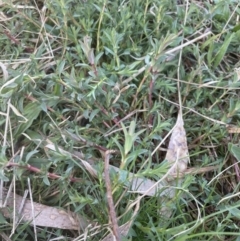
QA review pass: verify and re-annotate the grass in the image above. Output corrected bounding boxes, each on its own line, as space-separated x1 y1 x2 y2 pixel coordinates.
1 0 240 240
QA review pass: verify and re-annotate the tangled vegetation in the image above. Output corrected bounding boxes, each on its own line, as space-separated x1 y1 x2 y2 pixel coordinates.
1 0 240 240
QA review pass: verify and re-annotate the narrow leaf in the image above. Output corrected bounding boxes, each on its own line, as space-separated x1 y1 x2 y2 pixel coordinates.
213 33 235 68
124 133 133 155
9 102 28 122
129 120 136 136
229 143 240 161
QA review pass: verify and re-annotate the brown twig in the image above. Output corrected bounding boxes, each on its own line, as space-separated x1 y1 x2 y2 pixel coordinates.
232 158 240 182
6 162 83 183
148 71 155 125
64 130 120 154
91 63 98 77
95 102 121 127
3 30 34 53
3 30 21 45
131 66 153 109
104 150 120 241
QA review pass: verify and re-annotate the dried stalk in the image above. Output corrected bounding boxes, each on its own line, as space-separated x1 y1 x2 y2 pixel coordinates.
104 150 120 241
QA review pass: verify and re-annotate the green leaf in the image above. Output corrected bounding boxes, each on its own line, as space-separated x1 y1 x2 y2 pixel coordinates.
232 24 240 32
40 102 48 112
229 207 240 219
121 122 128 140
26 150 39 163
122 121 134 155
57 60 66 75
201 33 220 50
0 74 22 94
121 121 146 156
129 120 136 136
94 52 104 65
89 109 100 121
207 41 214 67
0 170 8 181
124 148 148 168
43 175 50 186
9 102 28 122
0 212 7 224
236 236 240 241
132 129 146 141
103 46 115 56
14 102 42 138
124 133 133 155
213 33 235 68
229 143 240 161
112 136 124 157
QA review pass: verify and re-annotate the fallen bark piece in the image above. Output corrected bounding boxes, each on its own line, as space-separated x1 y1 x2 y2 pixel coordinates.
1 188 90 230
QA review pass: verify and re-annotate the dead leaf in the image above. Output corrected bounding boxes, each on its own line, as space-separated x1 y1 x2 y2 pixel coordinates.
156 111 189 217
109 166 175 198
0 62 8 81
1 188 91 230
165 111 189 174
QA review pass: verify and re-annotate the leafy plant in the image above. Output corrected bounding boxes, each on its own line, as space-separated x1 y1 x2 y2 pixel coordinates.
0 0 240 240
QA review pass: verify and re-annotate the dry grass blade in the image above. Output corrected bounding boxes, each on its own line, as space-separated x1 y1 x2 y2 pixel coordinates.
227 125 240 133
0 232 12 241
101 222 132 241
104 150 120 241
